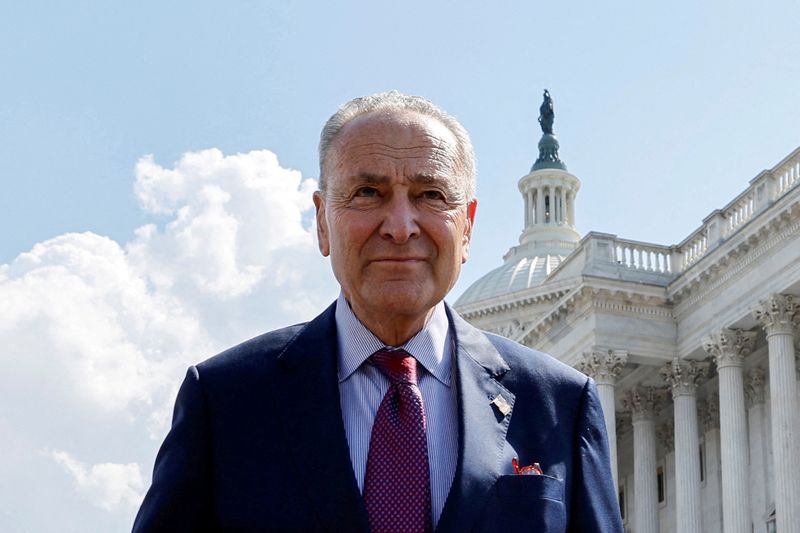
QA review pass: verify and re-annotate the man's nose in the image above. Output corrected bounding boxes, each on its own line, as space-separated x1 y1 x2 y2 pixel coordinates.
379 195 420 243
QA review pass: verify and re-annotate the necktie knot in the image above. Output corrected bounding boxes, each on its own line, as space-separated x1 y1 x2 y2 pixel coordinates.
371 349 419 386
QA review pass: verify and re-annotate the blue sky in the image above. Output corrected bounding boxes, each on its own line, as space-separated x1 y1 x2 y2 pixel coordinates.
1 1 799 531
4 0 799 295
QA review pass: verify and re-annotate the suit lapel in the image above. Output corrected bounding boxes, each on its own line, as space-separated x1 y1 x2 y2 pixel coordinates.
437 308 516 533
270 303 370 532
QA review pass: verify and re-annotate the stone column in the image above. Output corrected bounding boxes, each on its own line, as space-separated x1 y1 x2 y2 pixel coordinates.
523 189 530 226
552 186 559 223
577 349 628 490
536 186 545 224
753 294 800 532
661 358 706 533
703 329 755 533
552 187 558 223
560 187 567 224
528 189 535 227
566 191 575 226
745 368 770 532
623 387 663 533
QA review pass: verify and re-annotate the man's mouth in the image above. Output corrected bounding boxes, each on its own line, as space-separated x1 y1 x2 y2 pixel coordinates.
372 257 426 263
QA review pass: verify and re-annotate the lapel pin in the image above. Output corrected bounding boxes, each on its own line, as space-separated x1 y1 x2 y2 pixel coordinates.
490 393 512 417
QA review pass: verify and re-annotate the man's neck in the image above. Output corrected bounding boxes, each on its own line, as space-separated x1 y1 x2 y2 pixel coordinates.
334 292 451 386
346 300 436 347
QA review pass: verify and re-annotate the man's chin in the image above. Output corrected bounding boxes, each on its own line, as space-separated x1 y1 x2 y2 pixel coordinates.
353 286 438 319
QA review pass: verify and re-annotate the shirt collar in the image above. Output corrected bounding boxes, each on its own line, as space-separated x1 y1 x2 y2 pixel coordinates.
335 292 452 386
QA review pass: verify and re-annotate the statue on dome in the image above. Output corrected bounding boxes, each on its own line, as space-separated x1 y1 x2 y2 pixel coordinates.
538 89 554 134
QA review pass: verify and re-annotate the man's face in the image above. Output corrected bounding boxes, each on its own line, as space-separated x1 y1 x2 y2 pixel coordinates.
314 111 477 328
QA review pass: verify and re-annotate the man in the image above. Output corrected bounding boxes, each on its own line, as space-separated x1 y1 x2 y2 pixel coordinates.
134 92 623 532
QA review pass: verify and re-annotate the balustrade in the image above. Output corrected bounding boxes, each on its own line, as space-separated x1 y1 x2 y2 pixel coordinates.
681 231 708 268
561 148 800 278
776 155 800 195
612 239 673 273
724 193 755 234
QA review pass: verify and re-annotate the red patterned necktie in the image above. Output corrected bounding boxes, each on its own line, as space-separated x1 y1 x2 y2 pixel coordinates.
363 349 433 533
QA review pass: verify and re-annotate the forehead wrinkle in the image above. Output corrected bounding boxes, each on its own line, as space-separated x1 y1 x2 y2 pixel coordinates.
332 146 457 176
339 172 449 186
345 142 453 159
346 142 457 168
355 150 444 161
342 127 454 153
351 142 442 151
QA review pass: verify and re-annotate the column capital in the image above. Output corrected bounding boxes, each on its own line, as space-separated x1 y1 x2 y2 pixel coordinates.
745 367 767 408
753 293 800 337
699 394 720 431
657 421 675 453
661 358 707 397
702 328 757 368
623 386 665 421
577 349 628 385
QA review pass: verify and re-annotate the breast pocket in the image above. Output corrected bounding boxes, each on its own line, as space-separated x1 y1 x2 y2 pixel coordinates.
495 473 565 502
477 475 567 533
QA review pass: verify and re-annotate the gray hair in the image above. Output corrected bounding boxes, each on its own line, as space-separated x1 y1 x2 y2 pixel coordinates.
318 90 476 200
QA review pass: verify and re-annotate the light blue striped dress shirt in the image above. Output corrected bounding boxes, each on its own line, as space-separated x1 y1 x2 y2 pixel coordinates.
335 293 458 529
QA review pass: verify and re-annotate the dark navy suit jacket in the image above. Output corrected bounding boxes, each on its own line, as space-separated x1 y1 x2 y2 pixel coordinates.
133 302 623 532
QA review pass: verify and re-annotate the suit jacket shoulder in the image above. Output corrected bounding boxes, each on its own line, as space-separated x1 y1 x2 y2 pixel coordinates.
197 319 307 374
133 302 371 532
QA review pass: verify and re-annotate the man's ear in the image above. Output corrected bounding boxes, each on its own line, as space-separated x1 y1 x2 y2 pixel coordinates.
461 199 477 263
313 191 330 257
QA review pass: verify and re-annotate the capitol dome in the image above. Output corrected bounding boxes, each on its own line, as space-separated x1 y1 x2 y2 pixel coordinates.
454 89 581 310
455 253 568 306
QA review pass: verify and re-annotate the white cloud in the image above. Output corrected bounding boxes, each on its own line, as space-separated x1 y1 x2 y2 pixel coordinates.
131 149 320 299
48 449 145 511
0 148 338 529
0 231 208 414
127 148 337 343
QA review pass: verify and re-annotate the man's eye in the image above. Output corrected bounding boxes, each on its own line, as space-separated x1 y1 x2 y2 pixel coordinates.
421 190 445 201
354 187 379 197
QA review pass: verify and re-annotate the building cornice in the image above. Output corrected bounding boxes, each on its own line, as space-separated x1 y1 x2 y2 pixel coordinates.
520 278 671 345
454 277 578 319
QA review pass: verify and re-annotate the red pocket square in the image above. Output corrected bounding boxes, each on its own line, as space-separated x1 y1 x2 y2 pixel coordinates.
512 457 544 475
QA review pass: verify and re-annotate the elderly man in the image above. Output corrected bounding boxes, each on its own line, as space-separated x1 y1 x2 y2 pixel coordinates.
134 92 623 532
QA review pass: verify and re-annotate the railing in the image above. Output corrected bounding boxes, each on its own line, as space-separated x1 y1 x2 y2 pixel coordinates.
680 229 708 269
673 147 800 272
723 190 755 235
613 239 673 274
776 155 800 196
588 147 800 278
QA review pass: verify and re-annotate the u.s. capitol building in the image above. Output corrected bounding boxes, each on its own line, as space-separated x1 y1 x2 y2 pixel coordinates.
454 93 800 533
